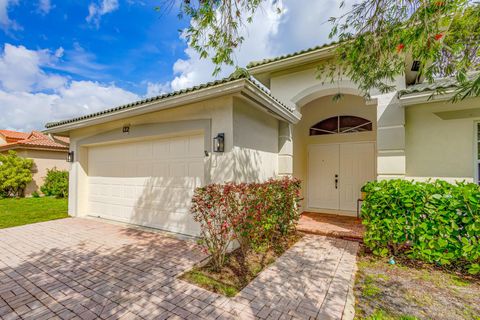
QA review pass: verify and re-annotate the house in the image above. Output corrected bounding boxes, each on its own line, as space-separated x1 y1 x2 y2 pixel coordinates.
0 130 70 195
44 43 480 236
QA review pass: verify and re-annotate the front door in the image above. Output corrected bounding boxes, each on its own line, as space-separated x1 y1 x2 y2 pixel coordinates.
308 144 340 210
308 142 375 212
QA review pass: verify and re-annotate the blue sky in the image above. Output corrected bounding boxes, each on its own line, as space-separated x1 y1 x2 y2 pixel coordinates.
0 0 350 131
1 0 188 94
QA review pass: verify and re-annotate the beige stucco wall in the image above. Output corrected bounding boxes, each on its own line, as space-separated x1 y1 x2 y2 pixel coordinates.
292 94 377 208
68 96 233 217
265 64 406 179
15 149 70 195
67 95 281 217
405 97 480 183
233 98 279 182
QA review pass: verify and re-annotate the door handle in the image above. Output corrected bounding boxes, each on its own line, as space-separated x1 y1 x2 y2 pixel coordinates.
335 174 338 189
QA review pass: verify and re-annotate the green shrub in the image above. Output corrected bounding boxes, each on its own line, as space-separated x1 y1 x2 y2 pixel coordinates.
31 191 40 198
361 179 480 274
191 177 302 270
41 168 69 198
0 151 34 197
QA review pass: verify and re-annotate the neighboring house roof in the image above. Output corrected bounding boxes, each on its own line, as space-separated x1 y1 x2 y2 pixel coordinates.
246 41 338 70
45 72 300 132
0 130 69 152
0 130 31 143
53 136 70 144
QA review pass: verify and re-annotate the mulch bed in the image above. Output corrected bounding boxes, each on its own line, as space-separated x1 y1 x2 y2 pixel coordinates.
180 233 303 297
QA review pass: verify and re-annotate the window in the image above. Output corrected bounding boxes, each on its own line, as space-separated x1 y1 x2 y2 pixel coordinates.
310 116 372 136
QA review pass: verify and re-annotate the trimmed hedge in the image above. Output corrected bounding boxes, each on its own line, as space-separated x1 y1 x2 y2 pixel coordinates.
361 179 480 274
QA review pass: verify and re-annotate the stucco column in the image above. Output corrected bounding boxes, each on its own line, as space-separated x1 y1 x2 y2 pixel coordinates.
278 121 293 176
375 92 406 179
67 143 77 217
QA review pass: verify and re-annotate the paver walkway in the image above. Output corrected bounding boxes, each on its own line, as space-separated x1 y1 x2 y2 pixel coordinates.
0 218 358 320
298 212 364 241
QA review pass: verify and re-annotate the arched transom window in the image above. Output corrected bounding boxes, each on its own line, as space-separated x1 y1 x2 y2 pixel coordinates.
309 116 372 136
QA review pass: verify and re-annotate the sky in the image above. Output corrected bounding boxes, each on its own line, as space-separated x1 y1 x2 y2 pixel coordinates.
0 0 352 131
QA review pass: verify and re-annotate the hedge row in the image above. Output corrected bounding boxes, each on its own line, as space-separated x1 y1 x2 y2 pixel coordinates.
361 179 480 274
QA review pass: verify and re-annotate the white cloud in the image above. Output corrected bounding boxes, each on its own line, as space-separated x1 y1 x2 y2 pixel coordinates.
270 0 356 54
0 44 139 131
50 43 108 80
0 82 139 131
38 0 52 15
146 81 171 97
0 44 66 92
165 0 284 92
86 0 119 27
0 0 20 32
54 47 64 58
163 0 356 93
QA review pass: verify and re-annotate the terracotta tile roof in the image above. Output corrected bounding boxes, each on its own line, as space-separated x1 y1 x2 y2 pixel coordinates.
0 130 30 142
0 130 69 152
53 136 70 144
45 72 296 129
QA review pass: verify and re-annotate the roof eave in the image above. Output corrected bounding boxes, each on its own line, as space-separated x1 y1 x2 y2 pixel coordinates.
398 89 456 106
44 79 248 135
44 78 299 134
247 45 336 75
243 80 301 124
0 145 69 152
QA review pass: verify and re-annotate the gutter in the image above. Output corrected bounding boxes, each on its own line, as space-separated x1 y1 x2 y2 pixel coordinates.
398 90 456 106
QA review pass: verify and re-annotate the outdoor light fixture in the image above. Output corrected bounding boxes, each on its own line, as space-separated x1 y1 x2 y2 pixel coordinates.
66 151 74 162
213 133 225 153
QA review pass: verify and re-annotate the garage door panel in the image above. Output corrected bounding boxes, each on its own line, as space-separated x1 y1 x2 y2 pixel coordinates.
188 135 204 156
152 163 168 176
153 141 170 158
189 161 204 178
87 133 204 236
135 142 153 160
131 210 201 235
169 137 186 155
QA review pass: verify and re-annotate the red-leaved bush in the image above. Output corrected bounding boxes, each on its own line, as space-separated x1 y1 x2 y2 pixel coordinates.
191 177 302 270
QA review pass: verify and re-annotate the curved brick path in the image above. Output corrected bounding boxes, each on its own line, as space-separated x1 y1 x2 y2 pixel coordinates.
0 218 358 320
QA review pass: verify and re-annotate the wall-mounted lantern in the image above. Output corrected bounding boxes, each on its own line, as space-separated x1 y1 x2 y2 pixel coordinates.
213 133 225 153
66 151 74 162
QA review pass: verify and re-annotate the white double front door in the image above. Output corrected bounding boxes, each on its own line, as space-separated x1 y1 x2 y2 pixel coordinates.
307 142 375 212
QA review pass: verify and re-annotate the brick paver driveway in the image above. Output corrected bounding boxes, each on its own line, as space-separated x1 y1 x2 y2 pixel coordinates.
0 218 358 320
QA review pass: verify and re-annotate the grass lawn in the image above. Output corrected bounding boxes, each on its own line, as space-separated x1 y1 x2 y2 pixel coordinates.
180 233 302 297
354 248 480 320
0 197 68 229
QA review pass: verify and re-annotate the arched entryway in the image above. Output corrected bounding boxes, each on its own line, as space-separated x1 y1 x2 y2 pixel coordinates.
292 93 377 216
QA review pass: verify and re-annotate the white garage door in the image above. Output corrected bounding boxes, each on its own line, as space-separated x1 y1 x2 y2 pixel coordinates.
87 133 204 236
